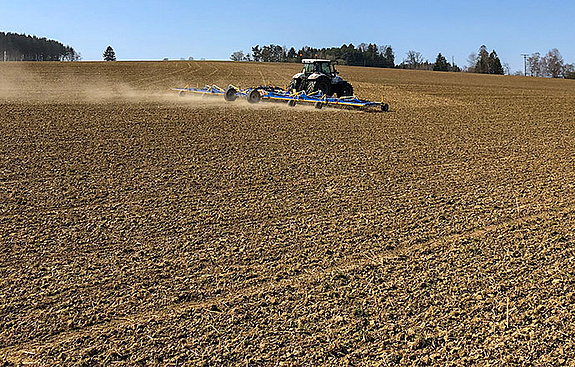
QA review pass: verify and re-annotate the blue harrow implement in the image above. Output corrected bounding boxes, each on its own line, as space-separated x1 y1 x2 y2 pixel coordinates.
173 85 390 112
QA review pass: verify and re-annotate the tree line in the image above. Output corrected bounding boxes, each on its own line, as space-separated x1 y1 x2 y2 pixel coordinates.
232 43 396 68
0 32 80 61
231 43 465 73
393 46 500 73
232 43 575 79
397 51 462 72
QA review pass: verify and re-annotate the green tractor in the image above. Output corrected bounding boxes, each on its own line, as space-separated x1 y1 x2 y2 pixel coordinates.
288 59 354 97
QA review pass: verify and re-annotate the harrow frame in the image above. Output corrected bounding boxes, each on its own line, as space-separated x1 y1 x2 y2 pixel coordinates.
173 84 389 112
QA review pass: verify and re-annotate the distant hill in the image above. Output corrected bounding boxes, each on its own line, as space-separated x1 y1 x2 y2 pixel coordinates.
0 32 80 61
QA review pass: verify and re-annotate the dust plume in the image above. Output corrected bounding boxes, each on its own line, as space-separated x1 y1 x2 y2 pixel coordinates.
0 61 344 115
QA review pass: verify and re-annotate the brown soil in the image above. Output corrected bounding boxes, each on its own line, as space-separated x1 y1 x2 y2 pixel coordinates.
1 61 575 366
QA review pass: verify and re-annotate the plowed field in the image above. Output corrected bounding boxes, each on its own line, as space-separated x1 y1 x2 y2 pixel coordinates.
2 61 575 366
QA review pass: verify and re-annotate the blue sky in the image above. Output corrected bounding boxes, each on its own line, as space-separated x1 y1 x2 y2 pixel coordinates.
1 0 574 72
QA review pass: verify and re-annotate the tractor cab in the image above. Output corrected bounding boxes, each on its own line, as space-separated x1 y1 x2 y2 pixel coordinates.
302 59 338 77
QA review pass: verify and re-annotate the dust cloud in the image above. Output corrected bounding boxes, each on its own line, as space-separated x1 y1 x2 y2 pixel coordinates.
0 62 344 114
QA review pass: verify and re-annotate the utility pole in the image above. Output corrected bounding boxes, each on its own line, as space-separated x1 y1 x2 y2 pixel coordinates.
521 54 529 76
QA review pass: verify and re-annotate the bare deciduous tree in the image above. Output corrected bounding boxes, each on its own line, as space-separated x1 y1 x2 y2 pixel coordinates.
404 50 425 69
543 48 564 78
467 52 478 71
230 50 245 62
564 63 575 79
528 52 543 77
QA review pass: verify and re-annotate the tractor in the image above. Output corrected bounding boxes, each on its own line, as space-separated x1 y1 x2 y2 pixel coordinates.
288 59 354 97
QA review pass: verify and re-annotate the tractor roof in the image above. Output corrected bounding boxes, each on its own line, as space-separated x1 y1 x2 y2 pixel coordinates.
302 59 332 64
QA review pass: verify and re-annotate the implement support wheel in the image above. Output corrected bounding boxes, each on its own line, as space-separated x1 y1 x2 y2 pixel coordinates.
288 100 296 107
381 103 389 112
224 87 237 102
315 102 323 109
247 89 261 104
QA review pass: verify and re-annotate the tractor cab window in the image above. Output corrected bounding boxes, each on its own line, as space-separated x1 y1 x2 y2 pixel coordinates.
320 63 331 75
303 63 315 74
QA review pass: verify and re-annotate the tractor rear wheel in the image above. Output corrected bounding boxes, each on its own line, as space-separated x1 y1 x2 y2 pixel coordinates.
288 78 301 92
306 78 330 96
336 82 354 97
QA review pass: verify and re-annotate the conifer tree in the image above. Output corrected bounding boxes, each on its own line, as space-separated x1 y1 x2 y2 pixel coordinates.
433 53 449 71
475 45 489 73
488 51 504 75
103 46 116 61
382 46 395 68
473 46 504 74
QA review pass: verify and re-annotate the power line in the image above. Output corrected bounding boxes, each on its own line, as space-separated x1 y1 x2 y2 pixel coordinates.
521 54 529 76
